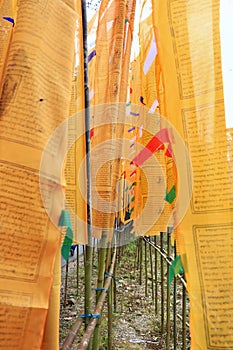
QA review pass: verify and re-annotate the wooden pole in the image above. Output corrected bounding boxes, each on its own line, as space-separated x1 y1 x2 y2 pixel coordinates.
173 241 177 350
76 245 79 296
144 239 148 297
160 232 164 334
154 236 158 314
107 279 113 350
139 238 143 285
182 284 187 350
149 243 155 304
81 3 93 350
166 231 171 349
60 319 84 350
76 249 117 350
92 235 107 350
63 260 69 308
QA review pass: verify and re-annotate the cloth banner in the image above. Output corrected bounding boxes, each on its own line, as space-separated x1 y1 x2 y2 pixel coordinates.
0 0 77 348
152 0 233 348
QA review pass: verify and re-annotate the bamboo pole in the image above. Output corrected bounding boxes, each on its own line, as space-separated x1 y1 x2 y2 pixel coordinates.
82 245 86 264
81 3 93 350
160 232 164 334
92 235 107 350
154 236 158 314
76 245 79 296
139 238 143 285
105 245 112 271
92 243 96 267
113 248 118 313
134 239 139 273
173 241 177 350
182 284 187 350
76 249 117 350
63 260 69 308
96 236 108 300
84 246 93 349
105 245 113 349
149 243 154 304
143 237 186 287
144 239 148 297
166 231 171 349
60 319 84 350
143 236 188 346
108 279 113 350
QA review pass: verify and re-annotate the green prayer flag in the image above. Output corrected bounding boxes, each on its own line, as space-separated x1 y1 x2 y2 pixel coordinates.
58 209 71 228
129 207 134 214
58 210 73 261
165 185 176 204
61 228 73 261
168 255 184 287
129 182 136 189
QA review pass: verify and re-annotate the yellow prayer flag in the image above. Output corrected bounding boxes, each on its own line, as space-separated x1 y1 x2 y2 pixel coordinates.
152 0 233 348
0 1 77 348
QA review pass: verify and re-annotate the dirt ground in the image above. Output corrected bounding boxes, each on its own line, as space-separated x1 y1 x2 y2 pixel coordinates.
59 242 190 349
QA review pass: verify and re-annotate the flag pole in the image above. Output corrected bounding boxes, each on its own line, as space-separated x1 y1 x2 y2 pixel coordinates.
82 0 91 233
81 1 93 345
